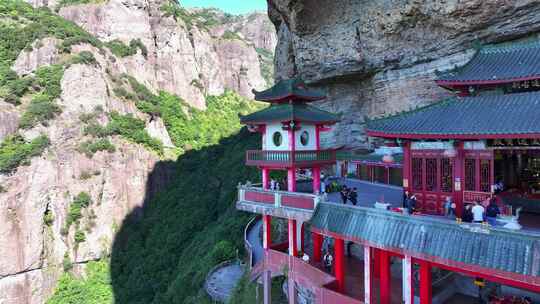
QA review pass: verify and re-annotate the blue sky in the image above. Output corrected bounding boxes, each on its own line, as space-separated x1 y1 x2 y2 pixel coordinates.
181 0 267 14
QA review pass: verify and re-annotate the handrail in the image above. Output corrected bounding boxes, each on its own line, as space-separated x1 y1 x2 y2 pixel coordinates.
246 149 337 166
243 215 260 269
238 185 324 211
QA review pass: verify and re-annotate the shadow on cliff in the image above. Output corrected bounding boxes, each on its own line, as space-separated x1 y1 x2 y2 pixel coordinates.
110 128 260 304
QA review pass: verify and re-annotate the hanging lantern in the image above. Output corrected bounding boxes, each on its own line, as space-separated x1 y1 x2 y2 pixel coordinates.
443 147 457 158
382 154 394 163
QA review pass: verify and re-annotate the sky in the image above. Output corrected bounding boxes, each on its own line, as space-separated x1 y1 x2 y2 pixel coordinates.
181 0 267 15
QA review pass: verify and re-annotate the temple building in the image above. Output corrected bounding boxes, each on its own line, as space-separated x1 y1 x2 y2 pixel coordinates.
236 40 540 304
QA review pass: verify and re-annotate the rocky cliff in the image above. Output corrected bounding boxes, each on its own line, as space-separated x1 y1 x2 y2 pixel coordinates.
268 0 540 148
0 1 275 303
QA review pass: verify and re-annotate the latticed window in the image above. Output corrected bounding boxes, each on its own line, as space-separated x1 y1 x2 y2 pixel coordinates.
425 158 437 192
480 159 491 192
465 158 476 191
412 158 423 191
440 158 453 193
358 164 370 181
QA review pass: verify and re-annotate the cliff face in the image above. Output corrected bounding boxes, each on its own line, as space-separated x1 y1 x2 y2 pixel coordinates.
0 1 275 303
269 0 540 148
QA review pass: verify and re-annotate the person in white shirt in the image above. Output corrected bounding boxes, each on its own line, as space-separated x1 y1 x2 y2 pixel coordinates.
270 179 276 190
302 253 310 263
471 201 485 223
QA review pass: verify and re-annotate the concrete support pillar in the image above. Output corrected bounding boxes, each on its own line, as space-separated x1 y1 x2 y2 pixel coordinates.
364 246 372 304
298 221 304 253
263 270 271 304
287 168 296 192
403 255 413 304
262 168 270 190
263 215 271 249
334 238 345 292
312 232 323 263
288 276 296 304
420 260 432 304
379 249 391 304
288 219 297 256
312 166 321 194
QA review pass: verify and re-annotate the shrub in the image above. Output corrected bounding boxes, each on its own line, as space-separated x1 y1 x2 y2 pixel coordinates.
105 39 147 58
78 138 116 158
83 123 111 138
0 134 50 173
0 185 6 193
62 253 73 271
112 87 129 99
66 192 92 227
74 230 86 243
69 51 96 65
107 112 163 154
222 31 242 41
79 170 92 180
210 240 236 263
19 93 62 129
44 210 54 226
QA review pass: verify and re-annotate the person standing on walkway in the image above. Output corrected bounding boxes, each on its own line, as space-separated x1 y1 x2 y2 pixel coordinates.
270 178 276 190
403 190 410 208
444 196 456 218
472 201 485 223
340 185 349 204
486 198 500 226
407 195 417 214
463 204 474 223
348 187 358 206
323 251 333 272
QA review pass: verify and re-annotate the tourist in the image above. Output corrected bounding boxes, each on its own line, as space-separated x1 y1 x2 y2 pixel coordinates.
486 198 500 226
494 179 504 194
472 201 485 223
340 185 349 204
323 251 333 272
320 172 326 193
348 187 358 206
444 196 456 218
463 204 474 223
407 195 417 214
270 178 276 190
403 190 410 208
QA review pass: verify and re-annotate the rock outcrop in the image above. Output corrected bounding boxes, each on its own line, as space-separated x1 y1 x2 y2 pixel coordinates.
268 0 540 148
58 0 275 109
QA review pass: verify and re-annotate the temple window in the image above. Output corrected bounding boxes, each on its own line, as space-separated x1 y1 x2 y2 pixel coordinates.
272 131 282 147
300 131 309 146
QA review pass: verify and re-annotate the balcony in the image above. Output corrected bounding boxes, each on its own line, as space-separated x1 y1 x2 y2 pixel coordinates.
245 150 337 168
236 185 324 221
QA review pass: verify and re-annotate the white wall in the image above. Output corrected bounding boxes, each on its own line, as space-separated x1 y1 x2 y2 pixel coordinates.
265 123 289 151
265 122 317 151
295 123 316 151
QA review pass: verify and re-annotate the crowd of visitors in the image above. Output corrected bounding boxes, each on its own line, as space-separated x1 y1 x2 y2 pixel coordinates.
340 185 358 205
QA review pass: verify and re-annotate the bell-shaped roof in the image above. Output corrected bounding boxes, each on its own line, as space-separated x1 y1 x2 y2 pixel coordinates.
240 103 339 125
252 77 326 103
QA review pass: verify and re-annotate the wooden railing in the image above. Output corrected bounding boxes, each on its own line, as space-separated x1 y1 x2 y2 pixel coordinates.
463 191 492 203
245 150 337 167
238 185 323 211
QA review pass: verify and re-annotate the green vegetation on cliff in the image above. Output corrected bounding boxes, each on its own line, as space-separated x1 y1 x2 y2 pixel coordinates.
0 134 49 173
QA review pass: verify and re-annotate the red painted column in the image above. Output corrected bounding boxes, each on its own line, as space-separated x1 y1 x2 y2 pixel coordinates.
403 141 412 193
379 249 391 304
420 260 432 304
312 166 321 194
288 219 297 256
263 215 272 249
287 168 296 192
372 248 380 278
262 168 270 190
454 142 465 218
300 223 305 253
364 246 373 304
315 125 321 150
312 232 323 263
334 238 345 292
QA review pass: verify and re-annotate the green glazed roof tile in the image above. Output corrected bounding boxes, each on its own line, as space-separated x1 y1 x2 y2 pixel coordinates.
253 77 326 102
437 40 540 83
310 203 540 277
365 92 540 137
240 103 339 124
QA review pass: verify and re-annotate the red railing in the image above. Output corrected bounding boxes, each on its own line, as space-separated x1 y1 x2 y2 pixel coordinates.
463 191 492 203
246 150 337 167
252 249 363 304
238 186 322 211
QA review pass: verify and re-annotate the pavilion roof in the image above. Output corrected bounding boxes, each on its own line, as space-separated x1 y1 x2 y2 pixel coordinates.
365 92 540 139
240 103 339 125
436 39 540 86
311 203 540 278
252 78 326 103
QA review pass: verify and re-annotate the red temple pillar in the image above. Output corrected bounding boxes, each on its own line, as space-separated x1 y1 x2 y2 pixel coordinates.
379 249 391 304
364 246 373 304
263 215 271 249
312 166 321 194
402 255 413 304
288 168 296 192
288 219 297 256
372 248 380 278
403 141 412 193
262 168 270 190
454 142 465 218
312 232 323 263
420 260 432 304
300 222 305 253
386 167 390 184
334 238 345 292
